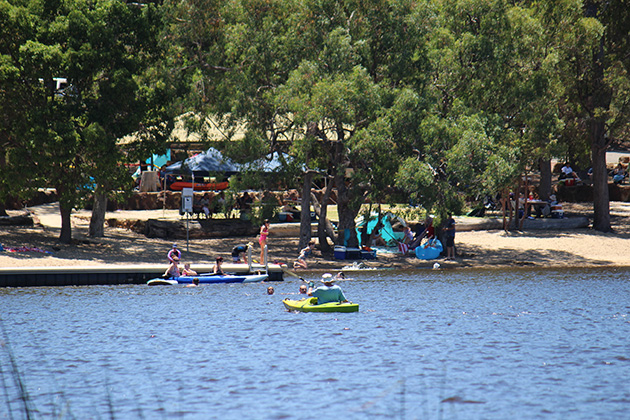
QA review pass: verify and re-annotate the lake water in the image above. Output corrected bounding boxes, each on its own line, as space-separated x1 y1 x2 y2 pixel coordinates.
1 267 630 419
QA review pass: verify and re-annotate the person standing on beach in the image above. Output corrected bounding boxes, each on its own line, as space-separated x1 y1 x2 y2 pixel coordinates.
258 219 270 263
444 213 456 259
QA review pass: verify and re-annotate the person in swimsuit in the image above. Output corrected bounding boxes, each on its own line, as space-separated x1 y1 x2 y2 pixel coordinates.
293 241 315 269
258 219 270 263
163 256 180 278
181 263 197 276
186 278 200 287
212 256 225 275
167 243 181 263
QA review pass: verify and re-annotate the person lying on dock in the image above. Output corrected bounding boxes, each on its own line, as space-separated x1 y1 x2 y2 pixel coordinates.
212 257 225 275
181 263 197 276
163 256 180 279
307 273 348 304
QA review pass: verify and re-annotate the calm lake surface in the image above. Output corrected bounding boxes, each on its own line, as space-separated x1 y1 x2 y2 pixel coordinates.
2 267 630 419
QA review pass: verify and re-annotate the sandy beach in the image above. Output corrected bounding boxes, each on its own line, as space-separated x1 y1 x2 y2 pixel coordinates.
1 201 630 271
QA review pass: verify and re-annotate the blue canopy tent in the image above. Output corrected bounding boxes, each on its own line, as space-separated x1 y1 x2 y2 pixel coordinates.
235 151 290 172
164 148 240 177
355 213 405 246
165 148 292 176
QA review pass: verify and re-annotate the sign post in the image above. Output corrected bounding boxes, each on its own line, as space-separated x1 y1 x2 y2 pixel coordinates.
182 187 194 252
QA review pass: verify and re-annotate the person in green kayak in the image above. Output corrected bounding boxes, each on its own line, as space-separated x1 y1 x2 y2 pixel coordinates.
307 273 348 304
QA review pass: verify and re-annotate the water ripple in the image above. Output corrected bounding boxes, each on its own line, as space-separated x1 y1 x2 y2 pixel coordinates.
1 269 630 419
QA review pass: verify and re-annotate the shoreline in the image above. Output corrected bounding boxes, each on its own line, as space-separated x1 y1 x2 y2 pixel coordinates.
1 202 630 273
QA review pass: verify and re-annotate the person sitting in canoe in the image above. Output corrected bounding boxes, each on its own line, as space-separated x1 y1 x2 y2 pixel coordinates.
307 273 348 304
163 256 180 279
212 256 225 275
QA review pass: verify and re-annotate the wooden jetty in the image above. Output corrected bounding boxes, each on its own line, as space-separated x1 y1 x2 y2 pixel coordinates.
0 262 285 288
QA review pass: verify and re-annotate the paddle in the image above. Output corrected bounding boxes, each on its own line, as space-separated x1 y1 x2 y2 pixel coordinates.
283 268 306 282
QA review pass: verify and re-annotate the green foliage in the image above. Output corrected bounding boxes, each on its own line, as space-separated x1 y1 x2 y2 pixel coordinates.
0 0 177 240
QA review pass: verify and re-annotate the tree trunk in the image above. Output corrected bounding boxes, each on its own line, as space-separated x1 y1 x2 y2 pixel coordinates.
89 189 107 237
59 202 72 244
517 177 526 231
538 158 552 201
590 120 611 232
298 171 314 250
586 20 612 232
334 172 361 247
311 186 336 253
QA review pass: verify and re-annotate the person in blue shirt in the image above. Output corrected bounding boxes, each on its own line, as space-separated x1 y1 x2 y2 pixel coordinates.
307 273 348 304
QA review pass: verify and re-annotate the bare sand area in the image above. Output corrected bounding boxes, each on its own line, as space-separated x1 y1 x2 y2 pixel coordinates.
1 202 630 271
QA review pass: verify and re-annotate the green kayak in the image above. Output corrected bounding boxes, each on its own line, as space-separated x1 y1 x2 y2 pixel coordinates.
282 297 359 313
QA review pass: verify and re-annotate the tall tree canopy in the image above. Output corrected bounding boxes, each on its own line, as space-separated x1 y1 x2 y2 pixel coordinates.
0 0 176 242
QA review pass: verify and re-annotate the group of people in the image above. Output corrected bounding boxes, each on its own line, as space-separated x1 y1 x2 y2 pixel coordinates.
164 242 347 302
163 243 198 279
266 272 347 304
162 243 225 281
611 163 627 184
400 214 456 259
268 273 347 302
561 161 629 185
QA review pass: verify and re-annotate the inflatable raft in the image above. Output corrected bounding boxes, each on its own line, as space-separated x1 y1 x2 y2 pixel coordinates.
148 273 268 285
415 239 443 260
282 297 359 313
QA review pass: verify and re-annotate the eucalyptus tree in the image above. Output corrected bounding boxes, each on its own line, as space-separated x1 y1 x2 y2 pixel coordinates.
172 0 431 250
0 1 46 215
394 0 562 222
535 0 630 232
0 0 175 242
272 0 434 249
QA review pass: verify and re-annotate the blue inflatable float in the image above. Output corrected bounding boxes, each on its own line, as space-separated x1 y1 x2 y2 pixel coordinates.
415 239 443 260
